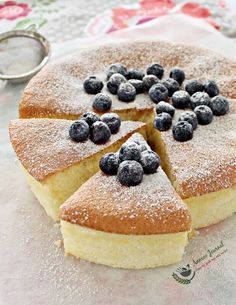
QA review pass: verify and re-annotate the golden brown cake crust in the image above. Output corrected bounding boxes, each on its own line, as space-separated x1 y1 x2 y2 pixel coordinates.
60 134 191 235
9 119 145 182
159 101 236 199
19 41 236 119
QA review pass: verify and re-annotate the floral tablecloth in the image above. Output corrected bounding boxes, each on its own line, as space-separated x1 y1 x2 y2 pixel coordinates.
0 0 236 43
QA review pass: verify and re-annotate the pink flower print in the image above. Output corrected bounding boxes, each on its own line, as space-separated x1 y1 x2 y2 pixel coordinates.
0 1 31 21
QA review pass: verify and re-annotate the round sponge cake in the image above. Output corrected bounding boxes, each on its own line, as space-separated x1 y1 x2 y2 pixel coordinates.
9 40 236 269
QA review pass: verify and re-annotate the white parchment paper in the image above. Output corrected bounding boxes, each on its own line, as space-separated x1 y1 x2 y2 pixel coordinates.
1 15 236 305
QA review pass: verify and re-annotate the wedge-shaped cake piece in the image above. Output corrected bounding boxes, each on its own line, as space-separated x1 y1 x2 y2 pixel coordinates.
150 101 236 229
9 119 146 221
60 133 191 269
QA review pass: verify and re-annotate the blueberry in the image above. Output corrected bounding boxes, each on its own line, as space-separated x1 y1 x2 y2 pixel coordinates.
107 63 127 79
155 101 175 117
172 90 191 109
210 95 229 116
185 80 204 96
92 93 112 112
117 160 144 186
90 121 111 144
204 80 219 97
140 150 160 174
128 79 143 94
119 141 141 162
133 140 148 152
100 113 121 133
142 75 159 91
172 121 193 142
146 63 164 79
107 73 126 94
99 153 120 175
127 68 144 80
194 105 213 125
162 78 180 97
69 120 90 142
153 113 172 131
178 111 198 130
169 68 185 85
149 83 168 103
83 76 103 94
117 82 136 102
80 111 100 126
190 92 211 109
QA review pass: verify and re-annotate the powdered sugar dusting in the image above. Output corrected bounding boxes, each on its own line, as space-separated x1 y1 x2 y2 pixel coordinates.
160 101 236 198
9 119 145 181
11 40 236 236
61 133 191 235
2 159 236 305
20 41 236 118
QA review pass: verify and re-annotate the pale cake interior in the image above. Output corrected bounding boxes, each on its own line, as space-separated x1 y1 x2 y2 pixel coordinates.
59 133 191 269
12 117 154 223
22 156 102 221
21 131 146 221
61 221 188 270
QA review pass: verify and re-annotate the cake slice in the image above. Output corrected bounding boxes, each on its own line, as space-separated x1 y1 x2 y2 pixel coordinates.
60 133 191 269
9 119 146 221
150 100 236 229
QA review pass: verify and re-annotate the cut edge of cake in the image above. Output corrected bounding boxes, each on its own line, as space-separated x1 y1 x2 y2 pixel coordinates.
9 119 146 220
59 133 191 269
60 220 189 269
148 100 236 229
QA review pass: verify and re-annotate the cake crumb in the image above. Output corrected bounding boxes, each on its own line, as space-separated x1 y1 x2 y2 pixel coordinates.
54 239 62 248
188 229 199 240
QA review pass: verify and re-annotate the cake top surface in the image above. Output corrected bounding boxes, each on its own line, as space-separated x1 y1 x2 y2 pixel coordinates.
60 133 191 235
159 100 236 198
9 119 145 181
12 40 236 225
19 40 236 118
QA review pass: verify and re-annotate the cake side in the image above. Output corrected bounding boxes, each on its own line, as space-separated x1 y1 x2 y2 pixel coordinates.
61 221 189 269
185 185 236 228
